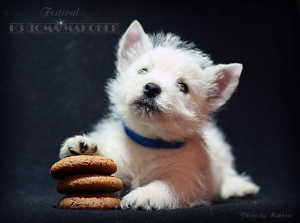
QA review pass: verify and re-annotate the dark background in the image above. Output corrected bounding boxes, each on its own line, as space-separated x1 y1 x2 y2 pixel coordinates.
1 0 299 222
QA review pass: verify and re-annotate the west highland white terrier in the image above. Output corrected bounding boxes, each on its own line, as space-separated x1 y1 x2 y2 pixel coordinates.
59 20 259 210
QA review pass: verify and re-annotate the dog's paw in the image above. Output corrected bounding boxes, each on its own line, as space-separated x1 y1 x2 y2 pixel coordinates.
121 188 165 211
121 181 177 211
59 135 100 159
220 175 260 199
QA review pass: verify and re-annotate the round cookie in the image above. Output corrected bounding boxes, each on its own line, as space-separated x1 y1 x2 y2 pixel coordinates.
50 156 117 179
56 174 123 194
58 194 121 210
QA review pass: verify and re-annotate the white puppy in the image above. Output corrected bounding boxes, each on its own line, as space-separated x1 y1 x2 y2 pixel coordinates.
59 20 259 210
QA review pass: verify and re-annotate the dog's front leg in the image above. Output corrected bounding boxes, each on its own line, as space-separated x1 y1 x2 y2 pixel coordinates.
121 180 178 210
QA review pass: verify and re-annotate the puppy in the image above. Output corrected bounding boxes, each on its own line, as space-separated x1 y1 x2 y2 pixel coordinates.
59 20 259 210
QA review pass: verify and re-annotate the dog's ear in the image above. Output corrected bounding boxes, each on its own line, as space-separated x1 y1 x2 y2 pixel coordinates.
117 20 152 72
207 63 243 110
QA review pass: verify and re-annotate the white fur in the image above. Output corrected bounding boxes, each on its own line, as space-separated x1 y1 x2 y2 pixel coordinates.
59 20 259 210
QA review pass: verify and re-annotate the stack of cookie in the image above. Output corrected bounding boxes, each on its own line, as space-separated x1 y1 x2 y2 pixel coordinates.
50 155 123 210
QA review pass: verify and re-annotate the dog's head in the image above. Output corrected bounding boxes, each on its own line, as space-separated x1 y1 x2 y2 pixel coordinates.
107 20 242 141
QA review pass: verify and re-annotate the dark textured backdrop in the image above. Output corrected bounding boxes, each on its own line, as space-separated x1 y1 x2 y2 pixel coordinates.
1 0 299 222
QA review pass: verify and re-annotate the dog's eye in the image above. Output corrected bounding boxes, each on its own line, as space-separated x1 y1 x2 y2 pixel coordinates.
138 68 148 74
178 83 188 94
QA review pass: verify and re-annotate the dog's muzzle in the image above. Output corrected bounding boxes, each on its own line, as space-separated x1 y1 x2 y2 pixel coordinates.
133 83 162 115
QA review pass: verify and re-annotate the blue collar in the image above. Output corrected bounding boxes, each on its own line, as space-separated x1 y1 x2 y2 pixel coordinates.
122 122 184 149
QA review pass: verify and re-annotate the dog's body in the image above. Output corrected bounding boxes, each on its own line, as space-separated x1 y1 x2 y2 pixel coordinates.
59 20 259 210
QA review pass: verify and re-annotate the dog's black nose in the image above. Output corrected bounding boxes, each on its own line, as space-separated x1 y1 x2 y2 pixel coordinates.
143 83 161 98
